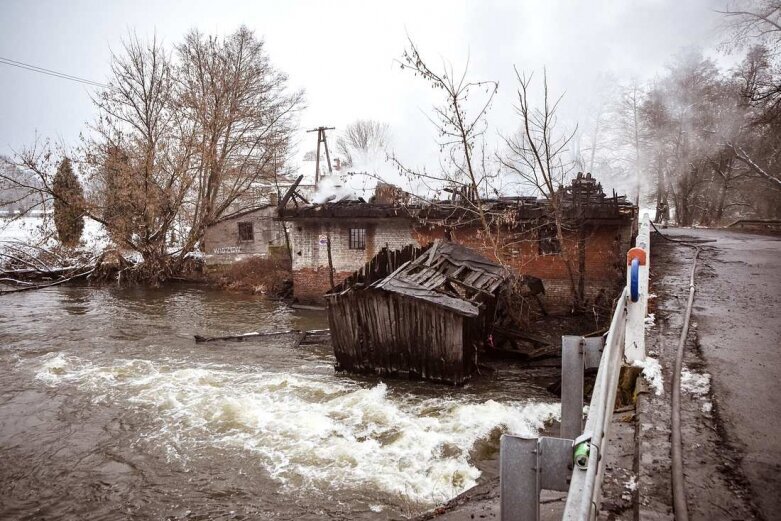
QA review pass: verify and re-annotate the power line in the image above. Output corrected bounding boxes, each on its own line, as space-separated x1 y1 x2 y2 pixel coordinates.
0 56 107 88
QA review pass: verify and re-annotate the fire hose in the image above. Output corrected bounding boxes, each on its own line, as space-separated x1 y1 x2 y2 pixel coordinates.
650 221 701 521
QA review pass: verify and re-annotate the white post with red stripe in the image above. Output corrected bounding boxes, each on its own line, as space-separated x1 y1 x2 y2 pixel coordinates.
624 213 651 361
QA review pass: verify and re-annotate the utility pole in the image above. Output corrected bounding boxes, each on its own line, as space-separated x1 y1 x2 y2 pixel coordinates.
306 126 335 188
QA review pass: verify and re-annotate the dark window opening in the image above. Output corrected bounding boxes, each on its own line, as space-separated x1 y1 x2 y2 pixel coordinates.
349 228 366 250
538 224 561 255
238 222 254 241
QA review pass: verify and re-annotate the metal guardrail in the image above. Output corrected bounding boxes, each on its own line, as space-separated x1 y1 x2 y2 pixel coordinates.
500 215 651 521
561 288 627 520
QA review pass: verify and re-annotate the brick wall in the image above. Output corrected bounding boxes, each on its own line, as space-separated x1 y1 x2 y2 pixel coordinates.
293 268 355 302
203 206 288 264
413 221 632 313
290 219 417 302
290 216 633 311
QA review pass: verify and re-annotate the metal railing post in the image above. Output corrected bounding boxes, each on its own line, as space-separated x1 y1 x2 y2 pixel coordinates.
561 336 585 441
562 289 628 520
625 214 651 361
500 435 576 521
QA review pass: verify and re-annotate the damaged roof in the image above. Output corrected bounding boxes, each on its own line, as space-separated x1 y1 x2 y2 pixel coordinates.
279 200 412 219
281 173 636 224
331 240 510 317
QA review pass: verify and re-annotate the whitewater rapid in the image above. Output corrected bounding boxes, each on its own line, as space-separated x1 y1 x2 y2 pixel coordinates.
33 351 559 507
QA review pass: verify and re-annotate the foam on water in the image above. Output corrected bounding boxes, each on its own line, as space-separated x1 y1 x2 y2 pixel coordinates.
32 352 559 506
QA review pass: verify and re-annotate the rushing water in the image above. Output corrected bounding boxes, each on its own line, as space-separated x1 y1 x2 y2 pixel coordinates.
0 285 558 520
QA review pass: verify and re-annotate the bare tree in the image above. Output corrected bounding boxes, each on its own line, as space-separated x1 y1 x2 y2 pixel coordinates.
390 37 500 251
84 33 195 281
0 151 48 220
717 3 781 217
335 119 390 166
719 0 781 49
501 70 583 307
176 26 304 256
603 80 647 206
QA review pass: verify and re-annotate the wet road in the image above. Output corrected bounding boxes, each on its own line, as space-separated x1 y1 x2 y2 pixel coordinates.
0 284 558 520
664 228 781 520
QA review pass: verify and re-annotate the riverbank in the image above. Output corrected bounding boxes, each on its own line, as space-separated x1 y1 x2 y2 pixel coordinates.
203 256 292 296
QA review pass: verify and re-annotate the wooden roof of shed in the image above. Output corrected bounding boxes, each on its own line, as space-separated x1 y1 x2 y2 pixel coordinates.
368 240 510 317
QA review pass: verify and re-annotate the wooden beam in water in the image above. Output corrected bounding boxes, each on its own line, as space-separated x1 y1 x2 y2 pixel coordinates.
194 328 330 344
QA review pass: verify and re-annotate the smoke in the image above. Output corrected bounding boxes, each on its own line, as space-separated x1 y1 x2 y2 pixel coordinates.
310 134 427 204
311 175 356 204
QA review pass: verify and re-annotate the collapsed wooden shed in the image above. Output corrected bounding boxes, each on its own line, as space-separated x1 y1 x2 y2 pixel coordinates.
325 240 511 384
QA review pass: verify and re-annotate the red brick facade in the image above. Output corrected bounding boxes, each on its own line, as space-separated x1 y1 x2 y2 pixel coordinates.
293 268 354 303
292 220 632 313
413 223 632 313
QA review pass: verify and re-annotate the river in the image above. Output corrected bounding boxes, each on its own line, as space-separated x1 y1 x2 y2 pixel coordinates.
0 284 559 520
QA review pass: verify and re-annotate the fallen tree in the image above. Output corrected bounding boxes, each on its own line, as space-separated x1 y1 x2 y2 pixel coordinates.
0 240 203 294
0 241 98 294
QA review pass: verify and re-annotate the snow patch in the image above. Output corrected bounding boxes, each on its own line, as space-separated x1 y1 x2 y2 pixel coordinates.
184 249 204 261
643 313 656 330
632 357 664 396
0 216 109 254
681 368 710 397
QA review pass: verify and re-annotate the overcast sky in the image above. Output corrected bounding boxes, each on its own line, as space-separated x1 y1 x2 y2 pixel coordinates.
0 0 732 187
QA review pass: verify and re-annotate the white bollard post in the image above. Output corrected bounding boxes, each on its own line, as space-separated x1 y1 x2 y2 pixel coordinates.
624 214 651 361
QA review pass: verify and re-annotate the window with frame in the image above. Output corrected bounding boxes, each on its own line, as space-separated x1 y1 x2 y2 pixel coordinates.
238 221 254 241
538 224 561 255
349 228 366 250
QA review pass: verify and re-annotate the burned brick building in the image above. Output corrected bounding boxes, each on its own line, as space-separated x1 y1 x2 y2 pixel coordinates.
202 206 288 264
282 203 416 301
414 173 637 313
281 173 637 313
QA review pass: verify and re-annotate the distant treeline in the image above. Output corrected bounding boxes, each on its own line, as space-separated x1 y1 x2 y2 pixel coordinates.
577 3 781 225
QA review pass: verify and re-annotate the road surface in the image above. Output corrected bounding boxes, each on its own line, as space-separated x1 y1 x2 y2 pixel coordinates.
662 227 781 520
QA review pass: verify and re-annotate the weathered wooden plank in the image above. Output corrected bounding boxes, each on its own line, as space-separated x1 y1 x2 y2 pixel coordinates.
421 271 447 290
194 329 328 343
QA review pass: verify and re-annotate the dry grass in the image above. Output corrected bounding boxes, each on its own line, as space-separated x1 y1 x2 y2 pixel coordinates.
208 256 292 296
